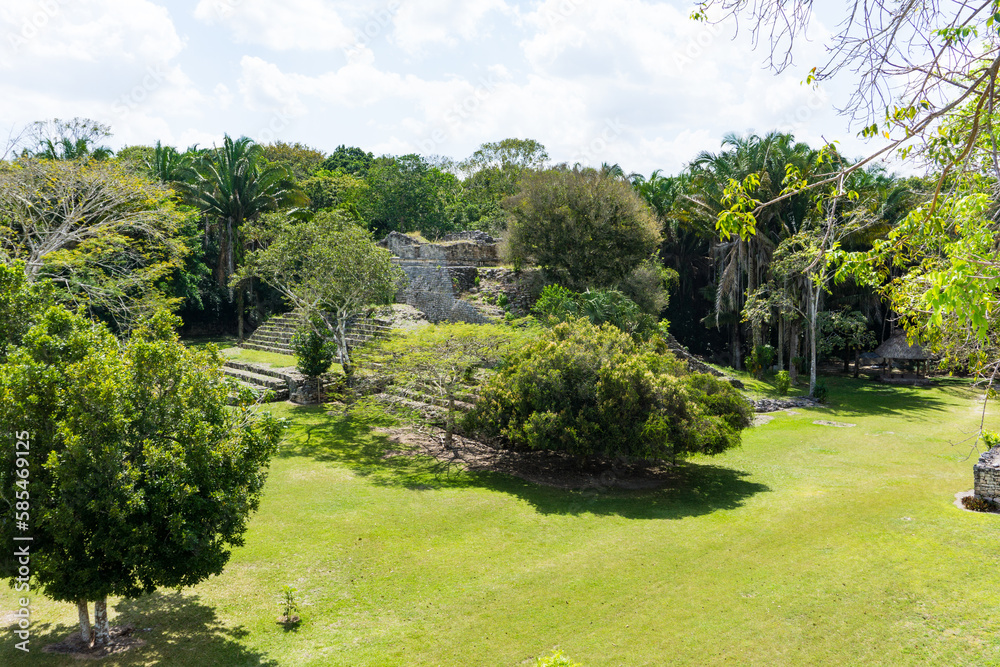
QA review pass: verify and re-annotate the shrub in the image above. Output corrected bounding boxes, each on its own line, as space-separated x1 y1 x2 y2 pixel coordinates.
962 495 994 512
812 380 828 402
535 649 582 667
532 285 657 339
747 344 775 378
775 370 790 395
291 323 337 379
468 319 752 462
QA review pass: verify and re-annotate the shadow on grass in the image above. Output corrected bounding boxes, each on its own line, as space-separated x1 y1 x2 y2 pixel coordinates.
277 404 769 520
0 591 275 666
817 375 972 418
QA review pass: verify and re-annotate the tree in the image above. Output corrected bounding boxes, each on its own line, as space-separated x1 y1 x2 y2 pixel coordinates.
364 323 518 448
18 118 113 161
261 141 326 182
362 154 465 238
186 135 308 339
0 307 282 647
469 318 752 463
321 145 374 177
291 320 337 403
503 166 662 294
818 309 877 377
0 158 190 330
238 210 403 383
300 169 368 216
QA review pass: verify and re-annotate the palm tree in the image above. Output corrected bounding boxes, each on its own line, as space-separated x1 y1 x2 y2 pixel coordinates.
186 135 308 339
675 131 816 368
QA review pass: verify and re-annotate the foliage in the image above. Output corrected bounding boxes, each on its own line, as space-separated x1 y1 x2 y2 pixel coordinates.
238 210 403 381
300 169 368 216
818 309 877 357
360 323 523 447
962 495 994 512
812 380 828 402
775 370 791 395
260 141 325 181
18 117 113 161
321 145 374 177
747 344 775 378
532 284 657 339
503 166 662 291
0 308 282 644
534 649 582 667
0 157 191 330
469 319 751 462
361 154 465 238
0 261 52 361
278 585 300 620
291 321 336 380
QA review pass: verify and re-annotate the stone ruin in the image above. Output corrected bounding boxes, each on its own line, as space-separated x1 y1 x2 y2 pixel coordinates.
973 446 1000 503
379 231 500 324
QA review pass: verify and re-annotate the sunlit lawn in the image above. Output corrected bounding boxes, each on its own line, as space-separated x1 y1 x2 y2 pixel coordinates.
3 376 1000 665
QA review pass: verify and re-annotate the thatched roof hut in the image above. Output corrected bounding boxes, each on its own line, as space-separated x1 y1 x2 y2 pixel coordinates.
875 333 928 360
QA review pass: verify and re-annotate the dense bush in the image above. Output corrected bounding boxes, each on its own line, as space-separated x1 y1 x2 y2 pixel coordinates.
502 167 661 289
775 370 791 395
532 284 657 339
468 319 751 462
291 322 337 379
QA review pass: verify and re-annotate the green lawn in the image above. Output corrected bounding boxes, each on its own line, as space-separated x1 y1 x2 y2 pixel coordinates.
4 376 1000 665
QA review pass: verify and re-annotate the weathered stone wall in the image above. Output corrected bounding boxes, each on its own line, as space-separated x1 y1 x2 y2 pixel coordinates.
394 259 491 324
379 231 500 266
974 446 1000 502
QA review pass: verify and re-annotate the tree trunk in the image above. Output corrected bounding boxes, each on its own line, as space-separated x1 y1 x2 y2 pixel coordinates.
777 317 785 372
237 287 244 343
843 349 850 373
445 391 455 449
789 321 799 385
854 348 860 379
808 286 819 397
731 323 742 371
335 317 353 387
77 599 92 645
93 597 110 647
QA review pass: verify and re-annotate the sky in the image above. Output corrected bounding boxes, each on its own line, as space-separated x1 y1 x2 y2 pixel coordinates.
0 0 889 176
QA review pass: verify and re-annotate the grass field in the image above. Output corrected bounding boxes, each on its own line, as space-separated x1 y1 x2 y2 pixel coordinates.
4 375 1000 665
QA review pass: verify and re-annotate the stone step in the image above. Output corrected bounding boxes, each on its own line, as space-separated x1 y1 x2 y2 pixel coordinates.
223 367 288 391
241 342 295 354
228 380 289 403
224 360 297 382
382 385 476 411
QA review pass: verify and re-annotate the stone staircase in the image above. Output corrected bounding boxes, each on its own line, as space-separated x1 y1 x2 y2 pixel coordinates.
240 312 394 355
223 359 298 402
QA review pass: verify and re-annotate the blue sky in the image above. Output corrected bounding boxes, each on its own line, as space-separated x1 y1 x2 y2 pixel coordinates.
0 0 884 175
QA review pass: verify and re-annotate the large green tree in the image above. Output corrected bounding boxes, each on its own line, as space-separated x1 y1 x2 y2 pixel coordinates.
238 210 403 382
0 157 190 330
503 166 662 293
186 135 307 339
0 306 281 647
361 154 465 238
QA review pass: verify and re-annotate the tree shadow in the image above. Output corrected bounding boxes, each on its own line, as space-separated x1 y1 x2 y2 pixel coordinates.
277 404 769 520
0 590 275 666
819 376 970 418
469 462 770 520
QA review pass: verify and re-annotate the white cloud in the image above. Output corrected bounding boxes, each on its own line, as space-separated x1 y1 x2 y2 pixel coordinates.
194 0 354 51
0 0 183 67
392 0 509 54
